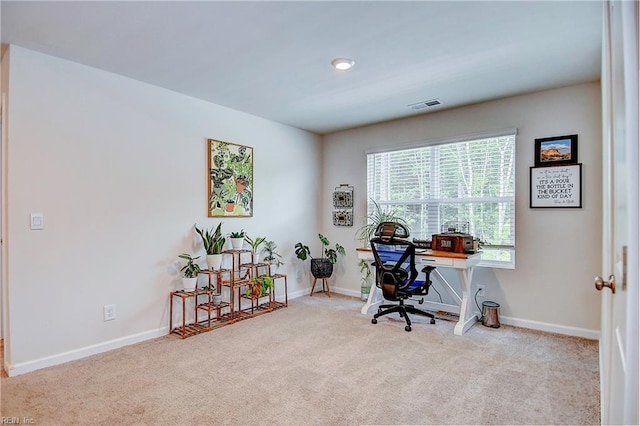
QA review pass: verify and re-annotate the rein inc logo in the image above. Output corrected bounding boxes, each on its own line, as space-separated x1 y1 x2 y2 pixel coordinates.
0 418 35 424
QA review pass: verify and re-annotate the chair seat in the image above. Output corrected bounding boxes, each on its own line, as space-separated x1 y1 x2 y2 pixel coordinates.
404 279 426 292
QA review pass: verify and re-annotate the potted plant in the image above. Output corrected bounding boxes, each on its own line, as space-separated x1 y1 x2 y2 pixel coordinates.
355 199 408 247
262 240 283 271
294 234 346 279
201 283 223 305
358 258 373 301
244 234 266 255
178 253 201 291
245 275 274 298
194 222 226 270
229 229 246 250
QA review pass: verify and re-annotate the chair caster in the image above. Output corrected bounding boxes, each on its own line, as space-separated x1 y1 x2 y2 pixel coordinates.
371 318 378 324
430 319 436 324
405 325 412 332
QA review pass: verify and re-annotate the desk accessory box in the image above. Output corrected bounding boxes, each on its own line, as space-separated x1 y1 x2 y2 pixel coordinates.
431 221 474 253
431 233 474 253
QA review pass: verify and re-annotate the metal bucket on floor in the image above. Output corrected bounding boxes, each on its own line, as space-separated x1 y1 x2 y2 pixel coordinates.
482 301 501 328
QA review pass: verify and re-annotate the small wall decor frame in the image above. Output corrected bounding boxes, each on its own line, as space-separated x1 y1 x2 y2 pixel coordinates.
333 184 354 226
530 163 582 208
534 134 578 167
208 139 253 217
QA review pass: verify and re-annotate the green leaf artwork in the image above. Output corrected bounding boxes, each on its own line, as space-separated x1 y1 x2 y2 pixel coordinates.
208 139 253 217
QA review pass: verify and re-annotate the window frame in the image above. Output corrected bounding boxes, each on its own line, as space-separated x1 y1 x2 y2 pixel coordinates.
366 128 517 269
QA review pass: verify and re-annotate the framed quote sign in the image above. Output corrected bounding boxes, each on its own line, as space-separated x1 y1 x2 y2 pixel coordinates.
530 163 582 208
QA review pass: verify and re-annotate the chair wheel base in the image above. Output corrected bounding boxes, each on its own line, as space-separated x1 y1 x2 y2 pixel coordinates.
430 319 436 324
371 318 378 324
405 325 412 332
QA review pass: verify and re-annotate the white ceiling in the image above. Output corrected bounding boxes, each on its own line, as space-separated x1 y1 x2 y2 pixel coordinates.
1 1 603 135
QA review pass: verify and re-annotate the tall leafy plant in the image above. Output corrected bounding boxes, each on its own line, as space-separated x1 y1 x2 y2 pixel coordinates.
194 222 226 255
244 235 266 253
262 240 283 269
355 199 408 246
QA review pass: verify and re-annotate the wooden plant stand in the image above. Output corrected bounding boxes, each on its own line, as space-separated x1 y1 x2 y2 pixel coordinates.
169 249 288 339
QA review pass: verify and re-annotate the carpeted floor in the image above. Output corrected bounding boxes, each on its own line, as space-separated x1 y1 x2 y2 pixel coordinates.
1 295 600 425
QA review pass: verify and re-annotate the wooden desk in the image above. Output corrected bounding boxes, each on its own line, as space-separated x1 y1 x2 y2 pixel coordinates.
356 247 482 336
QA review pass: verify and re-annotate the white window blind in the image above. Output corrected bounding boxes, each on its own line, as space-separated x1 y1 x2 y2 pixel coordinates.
366 131 516 268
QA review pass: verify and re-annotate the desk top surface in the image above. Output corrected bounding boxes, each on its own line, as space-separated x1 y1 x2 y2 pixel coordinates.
356 247 480 260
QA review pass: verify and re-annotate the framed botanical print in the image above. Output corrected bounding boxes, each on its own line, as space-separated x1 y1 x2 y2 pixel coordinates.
208 139 253 217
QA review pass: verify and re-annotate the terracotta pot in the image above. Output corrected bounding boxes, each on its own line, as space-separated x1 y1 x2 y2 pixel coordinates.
235 178 246 193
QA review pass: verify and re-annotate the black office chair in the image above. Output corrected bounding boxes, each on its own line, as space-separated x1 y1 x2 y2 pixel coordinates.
370 222 436 332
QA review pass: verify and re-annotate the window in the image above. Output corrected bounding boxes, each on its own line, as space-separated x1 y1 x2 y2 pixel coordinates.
366 129 516 268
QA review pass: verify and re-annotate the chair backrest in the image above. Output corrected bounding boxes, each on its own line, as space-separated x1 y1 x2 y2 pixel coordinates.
370 222 418 301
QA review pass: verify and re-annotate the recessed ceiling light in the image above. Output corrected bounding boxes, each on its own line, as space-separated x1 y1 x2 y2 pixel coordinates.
331 57 355 71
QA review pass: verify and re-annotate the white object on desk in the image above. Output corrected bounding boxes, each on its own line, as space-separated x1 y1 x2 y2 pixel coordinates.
357 248 482 336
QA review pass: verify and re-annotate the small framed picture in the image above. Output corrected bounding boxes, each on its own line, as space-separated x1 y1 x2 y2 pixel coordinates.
534 134 578 167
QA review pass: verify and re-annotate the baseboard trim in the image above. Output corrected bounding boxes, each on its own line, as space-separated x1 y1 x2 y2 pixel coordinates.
332 286 361 299
8 327 167 377
286 288 309 300
287 286 362 300
332 287 600 340
8 293 598 376
484 315 599 340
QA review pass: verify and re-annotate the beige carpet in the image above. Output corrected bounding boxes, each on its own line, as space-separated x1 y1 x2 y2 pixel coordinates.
1 295 600 425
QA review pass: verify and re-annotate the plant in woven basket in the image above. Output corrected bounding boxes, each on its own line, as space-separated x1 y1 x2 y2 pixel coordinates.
294 234 345 279
294 234 345 264
245 275 274 298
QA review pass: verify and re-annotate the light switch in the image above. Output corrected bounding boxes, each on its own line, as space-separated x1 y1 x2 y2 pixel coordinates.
30 213 44 230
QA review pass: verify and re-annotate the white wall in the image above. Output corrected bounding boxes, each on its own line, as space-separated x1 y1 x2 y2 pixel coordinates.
323 82 603 337
1 44 603 375
3 46 322 375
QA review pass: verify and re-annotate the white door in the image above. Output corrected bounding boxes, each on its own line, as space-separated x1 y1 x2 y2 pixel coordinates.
599 1 639 424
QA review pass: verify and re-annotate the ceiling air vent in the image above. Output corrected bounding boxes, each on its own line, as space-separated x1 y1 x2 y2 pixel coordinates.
408 99 442 110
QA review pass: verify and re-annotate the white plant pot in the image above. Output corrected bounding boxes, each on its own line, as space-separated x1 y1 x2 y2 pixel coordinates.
182 277 198 292
230 237 244 250
206 254 223 270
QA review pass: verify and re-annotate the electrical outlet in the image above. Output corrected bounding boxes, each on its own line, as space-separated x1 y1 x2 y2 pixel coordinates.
477 285 485 298
103 304 116 321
